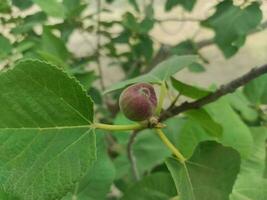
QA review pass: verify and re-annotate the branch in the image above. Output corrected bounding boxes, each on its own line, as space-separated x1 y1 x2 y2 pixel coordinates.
147 20 267 71
160 63 267 121
127 131 140 181
156 17 201 23
96 0 105 90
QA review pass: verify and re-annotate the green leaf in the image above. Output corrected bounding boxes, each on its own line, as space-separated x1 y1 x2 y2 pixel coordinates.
122 172 177 200
135 35 153 62
171 77 211 99
122 12 139 32
188 62 205 73
11 12 47 34
11 0 33 10
171 40 197 55
186 109 223 137
0 60 96 200
104 55 197 93
41 28 70 63
73 70 97 90
128 0 139 12
32 0 66 18
62 131 115 200
205 98 253 158
0 0 11 13
174 98 253 159
201 0 262 58
165 0 196 11
230 127 267 200
227 91 258 122
63 0 86 18
166 141 241 200
244 73 267 105
0 34 12 58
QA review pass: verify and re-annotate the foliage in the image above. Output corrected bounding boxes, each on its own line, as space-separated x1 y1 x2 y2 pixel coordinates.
0 0 266 200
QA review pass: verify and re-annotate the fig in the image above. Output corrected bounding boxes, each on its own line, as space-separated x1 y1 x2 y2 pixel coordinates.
119 83 157 121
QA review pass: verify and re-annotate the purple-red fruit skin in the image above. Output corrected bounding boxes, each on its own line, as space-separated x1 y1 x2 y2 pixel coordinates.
119 83 157 121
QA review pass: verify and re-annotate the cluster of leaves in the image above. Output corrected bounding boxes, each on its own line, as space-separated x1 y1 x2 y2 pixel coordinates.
0 0 266 200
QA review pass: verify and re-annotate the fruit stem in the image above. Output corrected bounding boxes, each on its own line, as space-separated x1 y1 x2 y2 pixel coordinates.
93 122 146 131
156 81 167 115
155 128 186 163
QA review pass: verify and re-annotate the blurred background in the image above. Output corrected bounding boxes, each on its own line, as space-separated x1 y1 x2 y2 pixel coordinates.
0 0 267 88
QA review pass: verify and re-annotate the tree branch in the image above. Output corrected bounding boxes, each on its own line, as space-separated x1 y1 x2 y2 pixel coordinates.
147 20 267 71
160 63 267 121
96 0 105 91
127 131 140 181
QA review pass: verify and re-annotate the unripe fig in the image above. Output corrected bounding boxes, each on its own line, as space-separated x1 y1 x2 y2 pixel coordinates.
119 83 157 121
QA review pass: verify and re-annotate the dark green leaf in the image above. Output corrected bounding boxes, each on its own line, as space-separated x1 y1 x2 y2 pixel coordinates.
11 0 33 10
165 0 196 11
201 0 262 58
122 172 177 200
0 34 12 58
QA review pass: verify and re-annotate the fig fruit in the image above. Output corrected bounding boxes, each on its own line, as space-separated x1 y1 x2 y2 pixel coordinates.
119 83 157 121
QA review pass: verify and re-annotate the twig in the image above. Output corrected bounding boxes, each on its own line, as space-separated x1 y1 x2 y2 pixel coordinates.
127 131 140 181
96 0 105 91
167 94 180 110
160 63 267 121
147 20 267 71
156 17 201 23
155 128 186 163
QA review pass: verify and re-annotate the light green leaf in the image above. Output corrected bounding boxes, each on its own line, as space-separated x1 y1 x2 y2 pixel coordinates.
105 55 197 93
166 141 241 200
202 0 262 58
32 0 66 18
122 172 177 200
0 60 96 200
171 77 211 99
230 127 267 200
244 73 267 105
227 91 258 122
188 62 205 73
205 98 253 157
62 131 115 200
173 98 253 158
